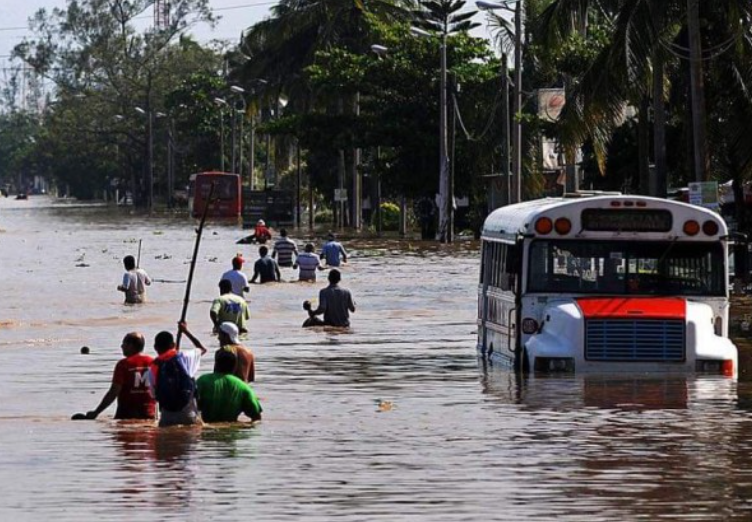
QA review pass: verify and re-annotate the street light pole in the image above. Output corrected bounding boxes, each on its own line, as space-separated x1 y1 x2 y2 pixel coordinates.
230 86 247 178
231 106 237 172
512 0 523 203
440 33 451 242
135 106 154 213
250 114 256 189
477 0 522 203
411 26 451 242
214 97 228 172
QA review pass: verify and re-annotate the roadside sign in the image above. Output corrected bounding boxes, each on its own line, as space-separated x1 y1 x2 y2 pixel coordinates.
334 189 348 202
689 181 719 209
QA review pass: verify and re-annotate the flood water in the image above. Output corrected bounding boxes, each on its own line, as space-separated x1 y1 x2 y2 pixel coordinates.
2 196 752 521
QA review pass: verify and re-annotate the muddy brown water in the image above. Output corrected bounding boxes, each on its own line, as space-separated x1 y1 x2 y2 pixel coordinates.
2 196 752 521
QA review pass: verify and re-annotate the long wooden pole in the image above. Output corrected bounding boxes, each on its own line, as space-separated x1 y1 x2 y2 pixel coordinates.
176 182 215 349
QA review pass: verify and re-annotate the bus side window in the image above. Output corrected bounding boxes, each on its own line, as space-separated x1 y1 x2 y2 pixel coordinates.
480 242 487 284
500 245 519 292
483 242 493 286
492 243 500 287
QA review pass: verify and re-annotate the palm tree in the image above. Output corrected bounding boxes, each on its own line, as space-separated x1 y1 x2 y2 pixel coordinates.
537 0 752 196
413 0 479 241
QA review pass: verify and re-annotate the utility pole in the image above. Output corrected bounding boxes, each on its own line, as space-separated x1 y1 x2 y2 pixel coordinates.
249 114 256 189
512 0 523 203
296 140 302 228
501 52 510 206
438 33 450 242
231 105 237 172
147 110 153 213
351 92 362 230
687 0 708 182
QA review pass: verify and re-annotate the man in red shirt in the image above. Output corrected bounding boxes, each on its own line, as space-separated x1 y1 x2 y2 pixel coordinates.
85 332 156 420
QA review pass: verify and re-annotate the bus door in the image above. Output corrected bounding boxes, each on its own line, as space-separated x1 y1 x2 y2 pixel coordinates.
481 240 521 361
506 242 523 370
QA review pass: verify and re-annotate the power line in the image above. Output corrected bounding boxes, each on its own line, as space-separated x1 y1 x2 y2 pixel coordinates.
0 1 277 35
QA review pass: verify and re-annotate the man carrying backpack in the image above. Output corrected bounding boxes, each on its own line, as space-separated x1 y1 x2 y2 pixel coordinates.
149 322 207 427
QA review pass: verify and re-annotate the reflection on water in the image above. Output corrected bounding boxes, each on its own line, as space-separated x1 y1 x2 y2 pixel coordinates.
3 197 752 520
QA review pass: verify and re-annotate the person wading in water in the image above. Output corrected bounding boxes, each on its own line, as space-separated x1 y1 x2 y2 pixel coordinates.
302 269 356 327
118 255 152 304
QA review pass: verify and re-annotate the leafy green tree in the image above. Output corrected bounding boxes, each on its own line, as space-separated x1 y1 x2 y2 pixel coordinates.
299 21 501 234
12 0 217 203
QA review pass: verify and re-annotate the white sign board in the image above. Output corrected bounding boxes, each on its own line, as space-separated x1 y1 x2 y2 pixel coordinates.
688 181 719 209
334 189 348 202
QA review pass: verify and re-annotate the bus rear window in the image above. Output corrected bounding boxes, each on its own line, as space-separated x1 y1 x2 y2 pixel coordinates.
527 240 725 296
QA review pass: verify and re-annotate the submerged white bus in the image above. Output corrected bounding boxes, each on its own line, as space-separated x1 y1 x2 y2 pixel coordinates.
478 194 737 376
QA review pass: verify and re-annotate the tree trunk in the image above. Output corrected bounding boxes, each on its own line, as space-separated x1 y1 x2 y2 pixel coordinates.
687 0 708 182
638 97 650 195
652 48 668 197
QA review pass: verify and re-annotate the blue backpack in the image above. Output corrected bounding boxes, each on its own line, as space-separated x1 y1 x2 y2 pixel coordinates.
155 354 196 412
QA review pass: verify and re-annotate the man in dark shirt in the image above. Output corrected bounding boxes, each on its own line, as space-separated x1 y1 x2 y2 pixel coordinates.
250 246 281 284
303 269 356 327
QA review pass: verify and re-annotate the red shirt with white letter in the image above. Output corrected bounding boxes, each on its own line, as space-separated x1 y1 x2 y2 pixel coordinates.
113 353 156 419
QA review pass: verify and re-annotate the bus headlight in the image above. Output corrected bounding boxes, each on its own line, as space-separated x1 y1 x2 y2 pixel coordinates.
534 357 575 373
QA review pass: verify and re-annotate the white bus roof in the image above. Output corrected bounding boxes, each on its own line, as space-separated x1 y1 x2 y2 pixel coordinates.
482 195 727 242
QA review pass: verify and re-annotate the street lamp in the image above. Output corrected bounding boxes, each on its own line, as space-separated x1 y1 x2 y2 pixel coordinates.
135 106 154 213
230 85 246 177
370 44 389 236
411 25 451 242
477 0 522 204
241 79 268 191
214 97 228 171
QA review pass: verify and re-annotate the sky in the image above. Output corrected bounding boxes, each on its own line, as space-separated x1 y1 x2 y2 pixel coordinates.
0 0 276 69
0 0 498 93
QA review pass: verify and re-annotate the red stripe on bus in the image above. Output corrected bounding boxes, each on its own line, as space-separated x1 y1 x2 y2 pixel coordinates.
575 297 686 320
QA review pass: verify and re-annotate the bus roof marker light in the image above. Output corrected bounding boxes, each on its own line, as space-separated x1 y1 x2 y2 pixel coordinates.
623 201 634 207
683 220 700 236
636 201 647 207
703 220 719 236
535 217 553 235
610 201 622 207
554 217 572 235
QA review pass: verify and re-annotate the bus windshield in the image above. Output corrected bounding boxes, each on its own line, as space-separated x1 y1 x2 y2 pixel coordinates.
527 240 725 296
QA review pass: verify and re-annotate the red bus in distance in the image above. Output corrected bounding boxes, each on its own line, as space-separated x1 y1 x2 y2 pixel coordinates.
189 171 241 220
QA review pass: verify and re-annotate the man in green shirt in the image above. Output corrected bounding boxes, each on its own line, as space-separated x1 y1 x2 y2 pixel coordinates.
196 350 263 423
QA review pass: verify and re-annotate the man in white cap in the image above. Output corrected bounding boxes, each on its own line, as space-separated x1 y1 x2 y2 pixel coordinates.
217 322 255 382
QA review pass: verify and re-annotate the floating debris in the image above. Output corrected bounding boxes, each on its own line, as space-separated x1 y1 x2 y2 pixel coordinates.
376 399 394 412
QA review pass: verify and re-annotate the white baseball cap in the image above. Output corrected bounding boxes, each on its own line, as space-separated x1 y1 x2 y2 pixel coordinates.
218 322 240 344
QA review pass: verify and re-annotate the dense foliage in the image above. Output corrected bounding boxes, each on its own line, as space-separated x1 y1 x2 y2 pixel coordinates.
2 0 752 238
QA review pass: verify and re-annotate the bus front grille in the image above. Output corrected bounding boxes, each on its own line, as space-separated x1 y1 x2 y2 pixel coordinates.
585 319 686 362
